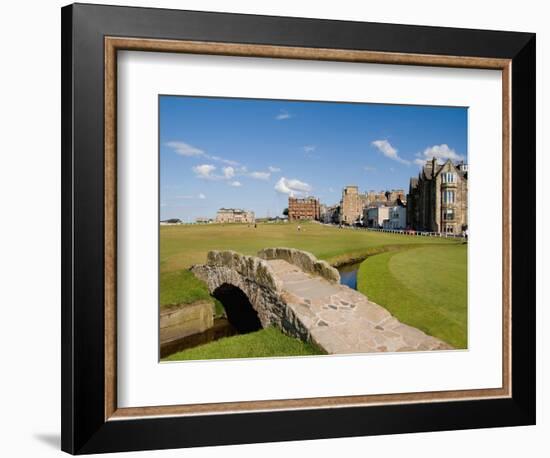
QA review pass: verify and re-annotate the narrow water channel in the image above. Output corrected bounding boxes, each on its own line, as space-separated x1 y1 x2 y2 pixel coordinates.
337 261 362 290
161 317 237 358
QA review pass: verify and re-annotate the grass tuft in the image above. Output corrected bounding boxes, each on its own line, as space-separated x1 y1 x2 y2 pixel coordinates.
162 327 326 361
160 269 222 315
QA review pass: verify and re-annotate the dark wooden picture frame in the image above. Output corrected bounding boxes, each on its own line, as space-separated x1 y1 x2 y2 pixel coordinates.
61 3 536 454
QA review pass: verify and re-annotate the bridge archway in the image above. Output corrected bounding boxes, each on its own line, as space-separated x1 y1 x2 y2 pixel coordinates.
212 283 262 334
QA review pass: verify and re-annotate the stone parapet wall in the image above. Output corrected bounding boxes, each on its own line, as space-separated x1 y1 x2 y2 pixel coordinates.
204 250 281 291
257 247 340 283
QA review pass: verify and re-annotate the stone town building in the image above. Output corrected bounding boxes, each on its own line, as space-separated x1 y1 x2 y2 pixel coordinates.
383 205 407 229
339 186 367 225
340 186 406 225
365 190 386 204
407 158 468 234
288 197 320 221
319 204 327 221
364 206 390 228
322 205 340 224
365 189 405 206
216 208 255 224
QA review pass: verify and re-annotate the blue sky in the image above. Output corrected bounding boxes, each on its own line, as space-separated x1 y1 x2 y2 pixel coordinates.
160 96 467 221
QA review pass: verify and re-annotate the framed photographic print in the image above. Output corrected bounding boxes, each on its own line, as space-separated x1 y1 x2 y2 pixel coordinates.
61 3 536 454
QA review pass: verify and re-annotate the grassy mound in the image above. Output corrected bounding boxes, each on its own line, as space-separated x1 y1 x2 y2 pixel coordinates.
357 244 467 348
162 327 326 361
160 269 223 316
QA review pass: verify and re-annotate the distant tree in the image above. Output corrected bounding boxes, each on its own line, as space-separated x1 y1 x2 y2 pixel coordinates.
282 208 289 216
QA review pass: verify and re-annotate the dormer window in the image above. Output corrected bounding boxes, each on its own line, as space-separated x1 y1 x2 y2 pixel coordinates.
442 172 455 183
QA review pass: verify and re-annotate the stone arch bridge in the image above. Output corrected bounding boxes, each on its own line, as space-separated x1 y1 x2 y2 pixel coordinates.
191 248 451 354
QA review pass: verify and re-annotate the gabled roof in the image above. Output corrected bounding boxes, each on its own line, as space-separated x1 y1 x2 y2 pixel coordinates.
409 158 468 193
432 159 454 178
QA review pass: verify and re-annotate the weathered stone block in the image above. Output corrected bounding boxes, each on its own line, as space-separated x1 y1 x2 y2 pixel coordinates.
313 259 340 283
220 250 237 267
206 250 221 266
257 247 340 283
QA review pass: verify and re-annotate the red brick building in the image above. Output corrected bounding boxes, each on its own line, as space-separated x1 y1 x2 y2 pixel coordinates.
288 197 320 221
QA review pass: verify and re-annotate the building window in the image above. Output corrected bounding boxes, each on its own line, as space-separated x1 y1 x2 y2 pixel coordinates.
443 190 455 204
443 208 454 220
442 172 455 183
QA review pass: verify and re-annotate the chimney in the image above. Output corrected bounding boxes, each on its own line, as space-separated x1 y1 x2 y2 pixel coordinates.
424 159 433 177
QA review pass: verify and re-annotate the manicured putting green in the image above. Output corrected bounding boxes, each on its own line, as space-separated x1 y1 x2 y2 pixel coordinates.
357 244 467 348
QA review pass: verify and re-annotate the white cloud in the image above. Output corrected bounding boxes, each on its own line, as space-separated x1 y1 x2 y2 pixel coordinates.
165 141 239 166
175 193 206 200
249 171 271 180
222 166 235 179
210 155 240 166
416 144 464 165
268 166 281 173
274 177 312 197
275 110 292 120
364 165 376 172
303 145 316 153
192 164 216 179
193 163 270 184
165 141 204 157
371 139 410 165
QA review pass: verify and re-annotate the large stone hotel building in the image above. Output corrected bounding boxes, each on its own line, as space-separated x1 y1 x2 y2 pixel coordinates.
215 208 255 224
407 158 468 234
288 197 320 221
